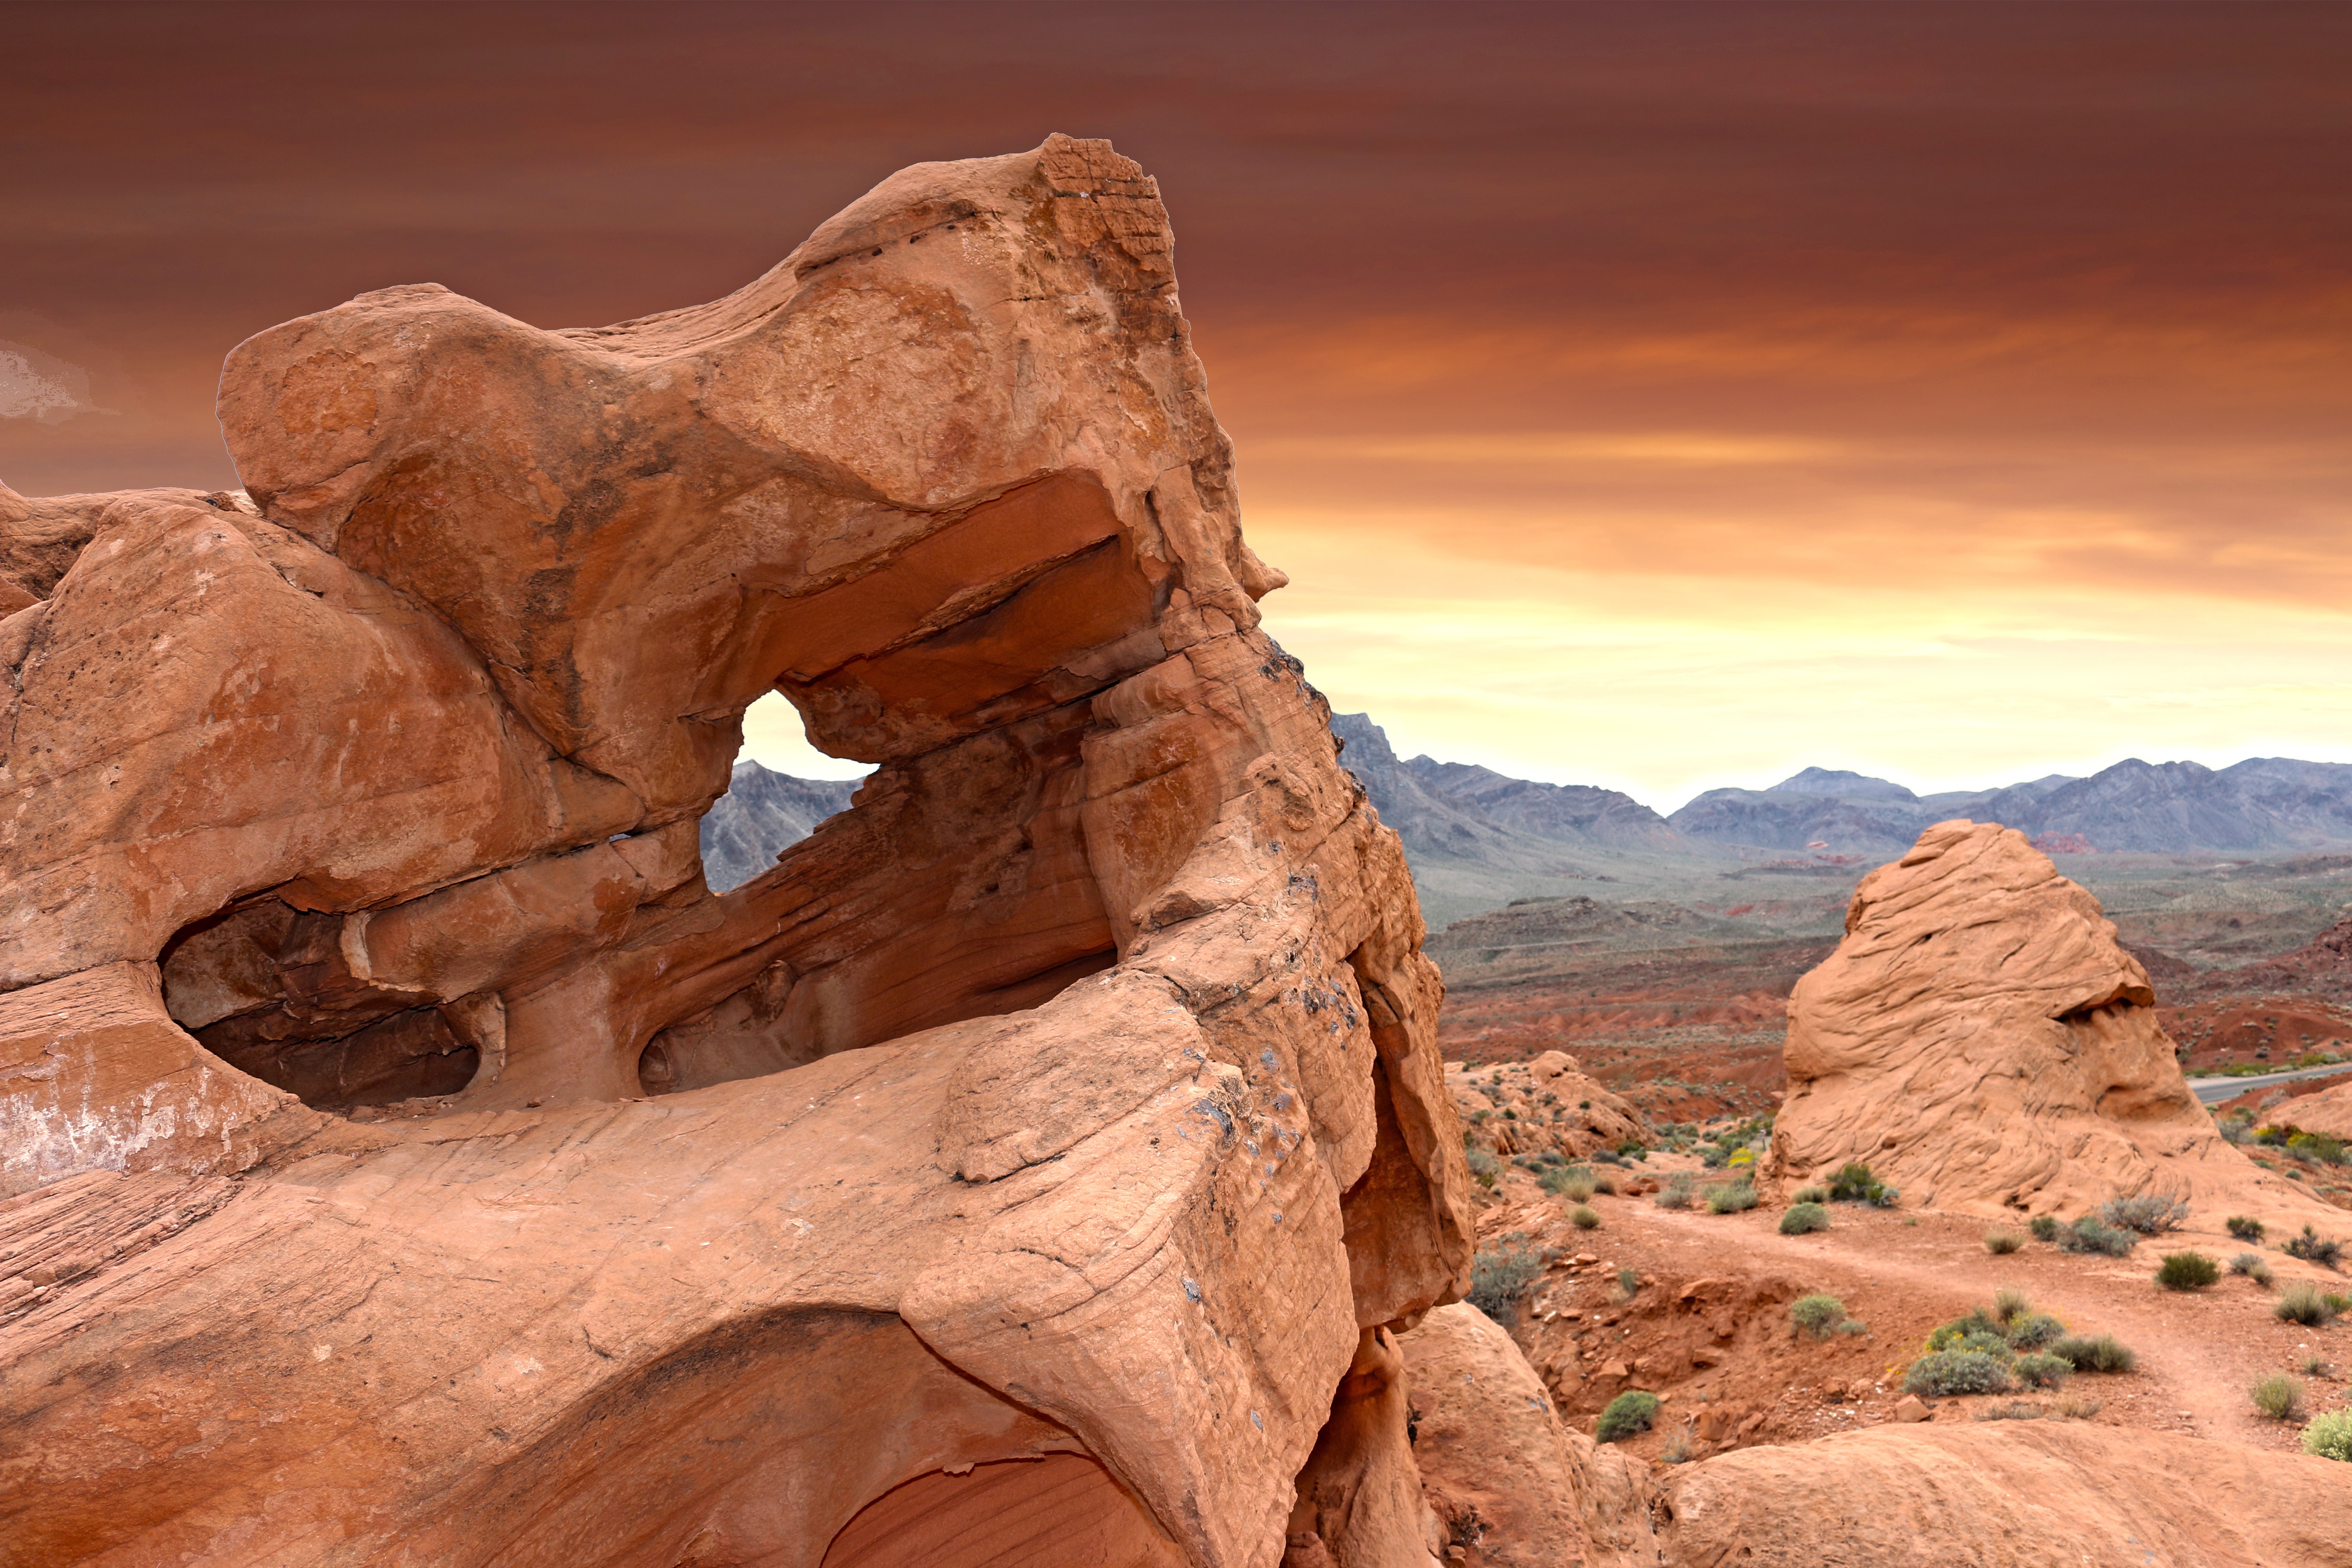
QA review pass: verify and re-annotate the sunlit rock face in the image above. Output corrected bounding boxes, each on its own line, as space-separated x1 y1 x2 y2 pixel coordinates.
0 136 1470 1568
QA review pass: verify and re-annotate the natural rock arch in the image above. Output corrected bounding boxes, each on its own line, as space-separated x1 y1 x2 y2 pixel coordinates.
0 137 1470 1568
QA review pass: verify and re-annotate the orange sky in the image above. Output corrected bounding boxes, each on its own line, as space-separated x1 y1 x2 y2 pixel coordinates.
9 3 2348 806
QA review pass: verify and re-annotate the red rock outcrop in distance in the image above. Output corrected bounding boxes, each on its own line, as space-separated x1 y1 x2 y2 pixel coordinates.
1765 820 2340 1231
0 136 1473 1568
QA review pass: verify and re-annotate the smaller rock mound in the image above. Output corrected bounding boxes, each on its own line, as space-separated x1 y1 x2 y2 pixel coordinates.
1767 820 2332 1226
1449 1050 1650 1161
1656 1421 2352 1568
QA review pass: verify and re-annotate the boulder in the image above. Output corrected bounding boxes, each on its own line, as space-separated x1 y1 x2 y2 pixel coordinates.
0 136 1469 1568
1398 1302 1658 1568
1655 1421 2352 1567
1765 820 2337 1229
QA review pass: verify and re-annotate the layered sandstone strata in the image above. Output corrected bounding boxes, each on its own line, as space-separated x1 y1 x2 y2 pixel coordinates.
0 137 1470 1568
1765 820 2336 1228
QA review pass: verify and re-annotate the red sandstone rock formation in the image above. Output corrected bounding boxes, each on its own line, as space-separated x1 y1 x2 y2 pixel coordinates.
1765 820 2337 1230
1654 1422 2352 1566
0 137 1470 1568
1447 1050 1648 1163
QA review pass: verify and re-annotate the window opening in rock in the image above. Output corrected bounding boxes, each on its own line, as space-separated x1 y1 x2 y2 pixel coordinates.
701 695 869 894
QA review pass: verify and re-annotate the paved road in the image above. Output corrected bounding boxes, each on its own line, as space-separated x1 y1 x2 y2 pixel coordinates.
2189 1062 2352 1104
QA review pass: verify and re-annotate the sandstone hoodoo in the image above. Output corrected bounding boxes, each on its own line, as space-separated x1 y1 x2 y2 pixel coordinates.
1766 820 2337 1230
0 136 1474 1568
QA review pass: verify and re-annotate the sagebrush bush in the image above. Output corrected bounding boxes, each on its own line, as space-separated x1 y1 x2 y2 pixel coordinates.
2230 1252 2274 1286
1791 1184 1830 1205
2006 1313 2064 1349
1828 1161 1890 1204
1596 1390 1660 1442
2049 1334 2136 1373
2028 1215 2060 1243
2284 1226 2345 1269
1466 1148 1502 1190
1905 1349 2012 1396
2059 1217 2138 1256
1706 1178 1759 1215
1984 1230 2023 1255
1791 1293 1850 1339
2274 1284 2339 1326
1571 1204 1601 1230
2250 1373 2307 1422
2303 1409 2352 1461
2100 1194 2190 1234
1541 1166 1598 1202
2155 1251 2220 1291
1653 1174 1696 1211
2013 1353 2073 1389
1779 1202 1831 1235
1467 1241 1545 1325
2227 1215 2266 1243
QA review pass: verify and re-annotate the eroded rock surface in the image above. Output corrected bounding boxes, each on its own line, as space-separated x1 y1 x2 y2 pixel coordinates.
0 136 1470 1568
1655 1421 2352 1568
1765 820 2338 1227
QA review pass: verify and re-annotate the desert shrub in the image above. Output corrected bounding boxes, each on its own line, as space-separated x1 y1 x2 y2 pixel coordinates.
2300 1353 2331 1377
1467 1241 1545 1325
1905 1349 2012 1396
1930 1326 2015 1360
1657 1426 1694 1464
2329 1293 2352 1316
2059 1217 2138 1256
1929 1308 2005 1347
1791 1184 1830 1205
2284 1225 2346 1269
2006 1313 2065 1349
2054 1393 2104 1420
1466 1148 1502 1190
1971 1400 2046 1421
2274 1284 2338 1326
1706 1178 1759 1215
1993 1287 2032 1324
2013 1353 2073 1389
1591 1173 1619 1195
2288 1131 2348 1166
1571 1205 1601 1230
2303 1409 2352 1461
1790 1293 1850 1339
1653 1174 1696 1210
1984 1230 2024 1255
2156 1251 2220 1291
2100 1194 2190 1234
1617 1267 1641 1298
2230 1252 2274 1286
1828 1162 1885 1202
2049 1334 2136 1374
2029 1215 2061 1243
2250 1373 2307 1422
1779 1202 1831 1235
1541 1165 1598 1202
1596 1390 1660 1442
2227 1215 2266 1243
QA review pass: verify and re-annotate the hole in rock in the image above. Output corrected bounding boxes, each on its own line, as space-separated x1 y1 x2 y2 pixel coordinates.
819 1455 1182 1568
158 900 484 1110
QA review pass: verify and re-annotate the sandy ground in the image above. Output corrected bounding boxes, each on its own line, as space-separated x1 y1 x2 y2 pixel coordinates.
1464 1167 2352 1467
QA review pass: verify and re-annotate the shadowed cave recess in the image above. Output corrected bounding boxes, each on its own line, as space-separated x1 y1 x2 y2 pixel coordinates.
1 135 1471 1568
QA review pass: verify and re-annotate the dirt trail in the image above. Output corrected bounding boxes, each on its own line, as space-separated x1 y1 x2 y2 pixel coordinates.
1488 1174 2351 1454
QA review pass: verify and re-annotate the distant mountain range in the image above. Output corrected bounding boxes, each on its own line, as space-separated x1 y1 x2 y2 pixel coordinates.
1332 714 2352 864
698 762 860 892
692 726 2352 919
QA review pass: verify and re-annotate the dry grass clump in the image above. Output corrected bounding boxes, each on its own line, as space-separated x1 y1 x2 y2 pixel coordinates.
2049 1333 2136 1374
2249 1372 2307 1422
2274 1283 2340 1326
2099 1194 2190 1234
2230 1252 2274 1286
1984 1230 2024 1255
1570 1204 1601 1231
